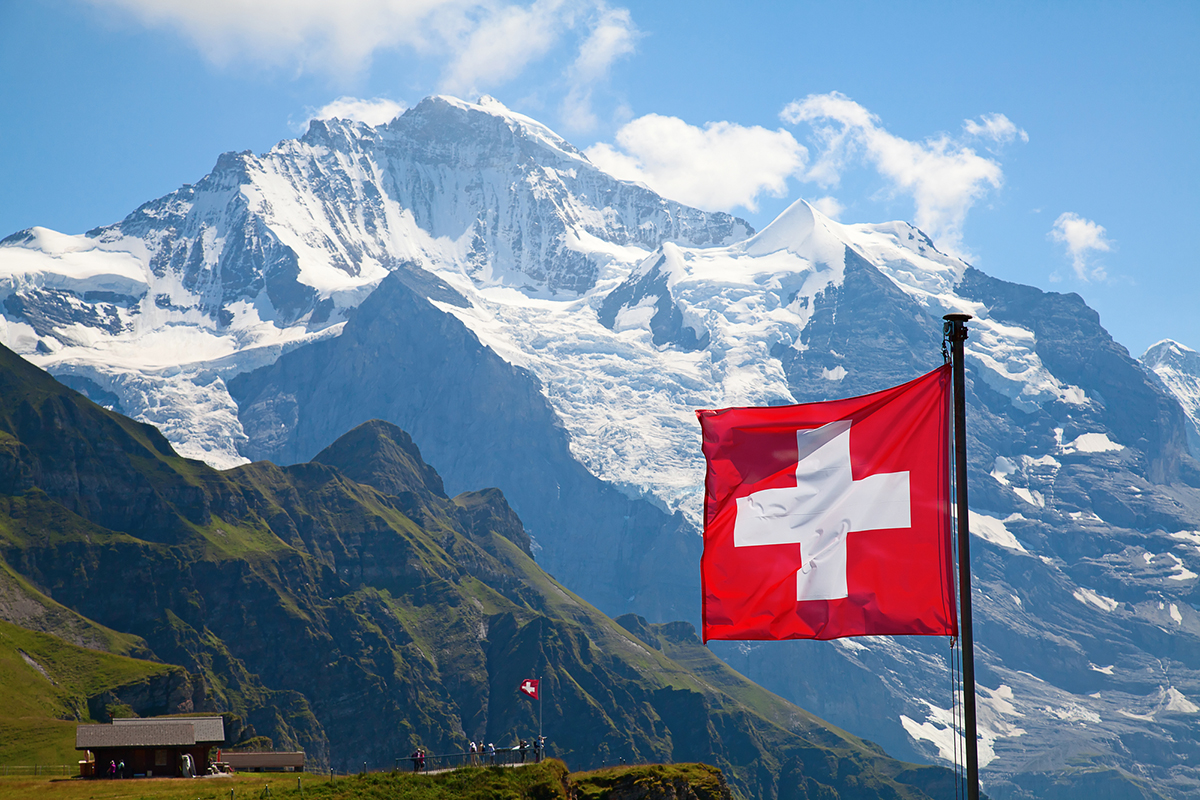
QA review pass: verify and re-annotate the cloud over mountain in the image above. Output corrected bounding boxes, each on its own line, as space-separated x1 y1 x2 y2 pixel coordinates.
86 0 638 117
586 115 807 212
781 92 1024 258
1051 211 1112 281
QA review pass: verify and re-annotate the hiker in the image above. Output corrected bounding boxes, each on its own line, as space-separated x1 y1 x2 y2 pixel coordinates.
469 740 478 765
519 739 528 763
418 749 426 772
411 749 420 772
109 760 116 779
487 742 496 766
117 760 125 779
533 736 543 762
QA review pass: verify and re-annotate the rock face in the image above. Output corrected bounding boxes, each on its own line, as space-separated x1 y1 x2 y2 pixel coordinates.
227 269 699 621
3 95 1200 798
0 345 957 799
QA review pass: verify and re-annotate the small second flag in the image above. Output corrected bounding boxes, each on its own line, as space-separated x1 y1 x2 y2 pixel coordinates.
519 678 540 700
696 365 956 642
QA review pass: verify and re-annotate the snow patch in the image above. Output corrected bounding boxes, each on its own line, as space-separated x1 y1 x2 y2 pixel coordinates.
1165 687 1199 714
1169 530 1200 547
1073 587 1119 612
901 684 1027 769
1042 702 1101 724
1062 432 1124 454
821 365 847 381
1167 554 1197 581
990 456 1017 484
1012 487 1045 508
970 511 1027 553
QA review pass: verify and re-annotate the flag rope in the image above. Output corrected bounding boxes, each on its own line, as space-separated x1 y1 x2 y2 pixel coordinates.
951 639 964 799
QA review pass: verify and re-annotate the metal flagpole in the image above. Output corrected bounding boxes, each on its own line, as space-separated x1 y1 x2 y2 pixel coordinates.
944 313 980 800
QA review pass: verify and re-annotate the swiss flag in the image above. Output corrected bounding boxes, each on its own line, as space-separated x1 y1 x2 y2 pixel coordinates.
697 365 956 641
519 678 539 700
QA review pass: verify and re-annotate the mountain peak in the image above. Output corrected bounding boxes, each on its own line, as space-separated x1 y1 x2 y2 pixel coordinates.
741 199 847 269
1144 338 1198 366
395 94 587 164
312 419 447 499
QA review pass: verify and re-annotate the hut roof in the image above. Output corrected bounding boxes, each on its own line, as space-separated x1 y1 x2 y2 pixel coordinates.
76 722 196 750
113 715 225 743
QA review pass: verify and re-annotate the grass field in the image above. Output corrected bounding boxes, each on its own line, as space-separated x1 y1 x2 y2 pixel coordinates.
0 761 730 800
0 761 573 800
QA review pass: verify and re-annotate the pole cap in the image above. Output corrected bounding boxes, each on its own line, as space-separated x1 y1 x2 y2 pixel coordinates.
943 313 972 323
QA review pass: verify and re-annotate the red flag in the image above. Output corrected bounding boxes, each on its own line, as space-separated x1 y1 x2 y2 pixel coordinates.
519 678 539 700
697 365 956 642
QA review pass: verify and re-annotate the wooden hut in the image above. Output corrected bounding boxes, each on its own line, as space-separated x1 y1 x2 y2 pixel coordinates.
76 716 225 778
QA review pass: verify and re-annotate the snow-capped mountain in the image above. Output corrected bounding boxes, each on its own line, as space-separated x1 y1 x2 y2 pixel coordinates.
1145 339 1200 455
0 95 746 468
4 95 1200 799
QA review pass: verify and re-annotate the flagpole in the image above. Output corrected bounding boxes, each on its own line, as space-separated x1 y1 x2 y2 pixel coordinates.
944 313 980 800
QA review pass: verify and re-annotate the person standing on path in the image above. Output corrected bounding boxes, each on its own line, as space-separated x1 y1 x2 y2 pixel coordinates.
469 740 478 766
487 742 496 766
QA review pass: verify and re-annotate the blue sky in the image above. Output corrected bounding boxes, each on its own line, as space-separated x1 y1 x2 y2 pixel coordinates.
1 0 1196 356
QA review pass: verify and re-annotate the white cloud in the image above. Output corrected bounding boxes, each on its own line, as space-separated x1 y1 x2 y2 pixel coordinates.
560 6 639 130
1051 212 1112 281
306 96 407 127
85 0 636 112
781 92 1023 257
439 0 567 96
585 114 807 213
964 113 1029 144
86 0 463 75
810 196 845 220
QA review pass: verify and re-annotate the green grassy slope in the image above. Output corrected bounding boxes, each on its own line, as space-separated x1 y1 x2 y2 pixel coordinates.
0 618 180 764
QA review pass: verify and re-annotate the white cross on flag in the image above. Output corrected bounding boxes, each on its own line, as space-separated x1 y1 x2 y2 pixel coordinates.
519 678 539 700
697 366 957 641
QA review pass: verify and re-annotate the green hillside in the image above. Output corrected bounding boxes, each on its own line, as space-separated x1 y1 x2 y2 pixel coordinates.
0 615 182 764
0 343 957 799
